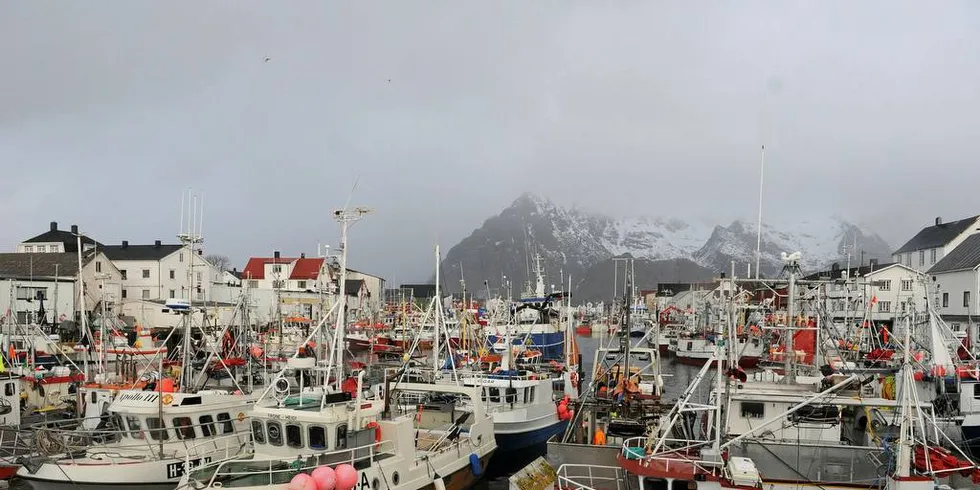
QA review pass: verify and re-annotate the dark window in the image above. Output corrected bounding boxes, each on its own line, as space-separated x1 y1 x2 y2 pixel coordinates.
199 415 215 437
741 402 765 419
488 388 500 403
943 293 949 308
173 417 196 439
142 269 150 279
217 412 234 433
504 388 518 404
170 270 176 279
252 420 265 444
286 424 303 448
122 289 128 299
974 383 980 400
5 383 14 397
147 417 169 441
267 421 283 446
120 270 127 280
965 291 971 308
90 391 98 403
309 426 326 450
335 424 347 450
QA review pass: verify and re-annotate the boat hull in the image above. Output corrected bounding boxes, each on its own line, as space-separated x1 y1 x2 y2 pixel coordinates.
495 420 569 451
674 355 760 369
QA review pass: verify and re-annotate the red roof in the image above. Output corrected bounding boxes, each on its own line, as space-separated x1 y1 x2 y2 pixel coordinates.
289 257 325 280
240 257 325 280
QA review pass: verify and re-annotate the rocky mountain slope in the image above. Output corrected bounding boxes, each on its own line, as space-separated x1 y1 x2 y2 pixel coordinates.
439 193 892 301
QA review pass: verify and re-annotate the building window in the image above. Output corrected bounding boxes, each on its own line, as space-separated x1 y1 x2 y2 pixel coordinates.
965 291 971 308
879 280 891 291
943 292 949 308
196 272 202 282
120 270 127 280
919 250 925 266
273 280 284 289
740 402 765 419
122 289 128 299
142 289 150 299
906 254 912 267
273 265 282 273
96 261 102 273
142 269 150 279
179 253 184 262
878 301 891 313
24 246 33 253
169 270 176 280
953 323 961 332
931 248 937 264
249 280 258 288
169 290 175 298
298 281 307 289
901 301 907 312
901 279 913 291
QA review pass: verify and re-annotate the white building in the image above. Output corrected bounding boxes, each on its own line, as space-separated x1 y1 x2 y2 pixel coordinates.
16 221 101 254
928 233 980 339
808 261 926 327
0 252 123 324
101 240 220 318
892 215 980 272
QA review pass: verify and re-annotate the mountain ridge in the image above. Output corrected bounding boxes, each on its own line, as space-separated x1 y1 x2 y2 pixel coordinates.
439 193 892 301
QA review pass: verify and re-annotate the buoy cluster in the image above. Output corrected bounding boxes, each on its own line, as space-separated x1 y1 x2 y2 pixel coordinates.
288 464 358 490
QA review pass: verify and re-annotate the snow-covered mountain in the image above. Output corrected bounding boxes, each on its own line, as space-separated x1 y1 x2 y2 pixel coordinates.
440 193 892 300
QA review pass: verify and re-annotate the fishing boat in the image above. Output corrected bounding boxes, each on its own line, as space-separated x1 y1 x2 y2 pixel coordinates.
180 207 497 490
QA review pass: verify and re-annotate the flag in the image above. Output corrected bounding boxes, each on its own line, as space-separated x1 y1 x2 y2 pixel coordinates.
870 296 878 306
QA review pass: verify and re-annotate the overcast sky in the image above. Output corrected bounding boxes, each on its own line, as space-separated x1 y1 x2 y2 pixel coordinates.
2 2 979 281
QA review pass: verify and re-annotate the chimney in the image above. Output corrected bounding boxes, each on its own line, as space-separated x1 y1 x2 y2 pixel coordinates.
274 250 280 259
232 268 237 273
154 240 161 247
50 221 58 232
122 240 129 248
70 224 78 234
870 258 879 268
936 216 943 226
301 253 306 259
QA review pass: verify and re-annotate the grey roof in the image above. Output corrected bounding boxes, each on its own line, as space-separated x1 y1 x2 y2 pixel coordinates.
804 262 897 280
0 253 81 279
928 234 980 274
345 279 366 296
101 244 183 261
23 230 102 252
894 216 979 254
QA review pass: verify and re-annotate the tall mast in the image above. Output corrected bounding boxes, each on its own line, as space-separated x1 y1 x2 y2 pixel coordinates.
76 232 89 380
433 245 441 371
332 206 371 388
755 144 765 280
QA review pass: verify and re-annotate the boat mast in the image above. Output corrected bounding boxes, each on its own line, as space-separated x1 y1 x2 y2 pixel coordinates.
332 206 371 388
76 232 90 381
433 245 441 372
754 144 765 280
784 254 798 385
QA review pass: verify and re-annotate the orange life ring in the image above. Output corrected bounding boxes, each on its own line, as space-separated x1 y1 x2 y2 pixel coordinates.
162 394 174 405
366 421 381 447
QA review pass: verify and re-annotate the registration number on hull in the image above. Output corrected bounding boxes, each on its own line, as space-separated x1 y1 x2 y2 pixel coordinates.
166 457 213 479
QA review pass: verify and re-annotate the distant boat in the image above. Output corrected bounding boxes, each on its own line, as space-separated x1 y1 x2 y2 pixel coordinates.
164 298 191 311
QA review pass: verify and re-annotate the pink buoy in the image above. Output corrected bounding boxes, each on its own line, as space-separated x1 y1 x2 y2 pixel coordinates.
311 466 337 490
335 464 358 490
289 473 317 490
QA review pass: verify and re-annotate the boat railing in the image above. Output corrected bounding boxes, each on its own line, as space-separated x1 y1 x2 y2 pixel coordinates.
31 416 250 465
555 464 625 490
620 437 723 476
187 438 398 488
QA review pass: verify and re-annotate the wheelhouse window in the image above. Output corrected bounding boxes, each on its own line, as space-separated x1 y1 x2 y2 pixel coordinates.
286 424 303 448
335 424 347 450
740 402 765 419
147 417 169 441
309 426 327 450
199 415 215 437
267 421 283 446
217 412 234 433
173 417 196 440
504 388 518 404
252 420 265 444
487 388 500 403
127 416 145 439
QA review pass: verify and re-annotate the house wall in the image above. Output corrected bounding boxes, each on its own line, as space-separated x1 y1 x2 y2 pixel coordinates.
0 278 76 324
932 268 980 337
822 265 926 327
112 247 217 305
120 300 237 330
209 284 335 326
80 253 124 313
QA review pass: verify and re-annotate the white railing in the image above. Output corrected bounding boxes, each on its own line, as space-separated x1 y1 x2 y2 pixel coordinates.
555 464 625 490
186 439 397 489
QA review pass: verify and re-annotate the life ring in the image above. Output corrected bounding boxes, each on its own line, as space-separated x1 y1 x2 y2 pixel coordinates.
162 394 174 405
570 372 579 389
237 412 246 422
366 421 381 447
